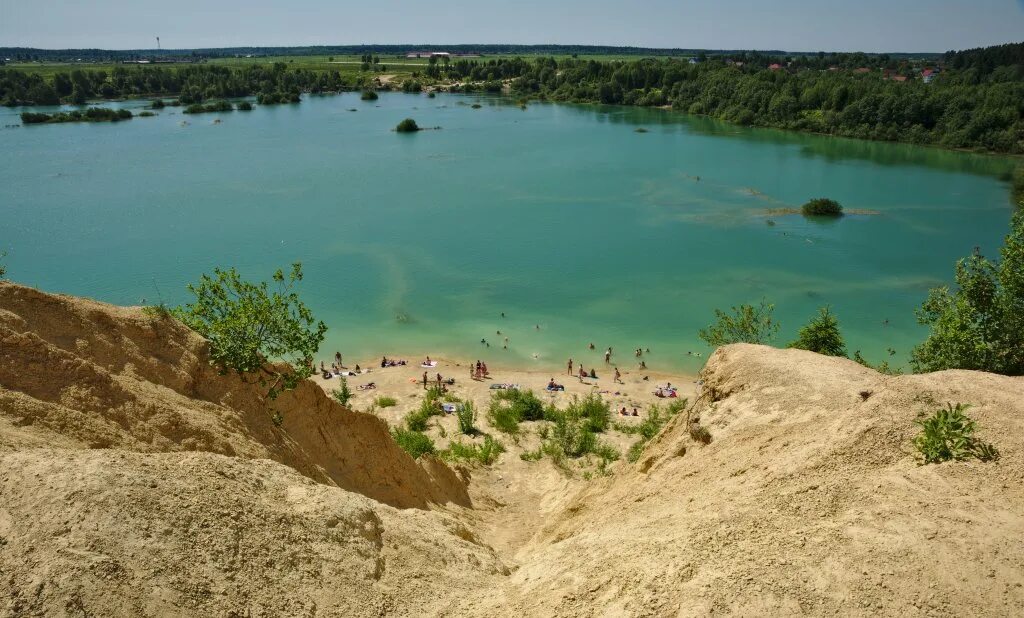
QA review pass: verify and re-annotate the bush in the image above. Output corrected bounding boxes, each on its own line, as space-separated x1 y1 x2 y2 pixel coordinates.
391 428 436 459
332 378 354 406
375 395 397 408
456 400 477 435
487 388 546 434
689 423 712 445
138 111 155 117
237 101 253 111
698 298 779 347
395 118 420 132
173 263 326 400
150 99 165 109
566 393 610 433
911 210 1024 375
361 90 378 101
183 100 233 114
406 394 443 431
801 198 844 217
913 403 999 463
789 306 847 357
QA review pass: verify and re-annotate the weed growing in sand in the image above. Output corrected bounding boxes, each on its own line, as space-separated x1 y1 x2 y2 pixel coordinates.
457 401 477 435
622 400 687 463
698 298 779 347
142 303 173 320
375 395 397 408
520 448 543 462
442 435 505 466
332 378 354 407
407 390 448 431
391 427 436 459
913 403 999 464
0 250 8 279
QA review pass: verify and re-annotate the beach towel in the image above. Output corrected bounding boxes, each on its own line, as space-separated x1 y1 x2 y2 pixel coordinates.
442 403 461 414
420 361 438 368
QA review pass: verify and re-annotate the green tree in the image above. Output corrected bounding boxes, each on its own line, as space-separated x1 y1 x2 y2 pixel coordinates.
395 118 420 132
698 299 779 347
911 210 1024 375
789 306 847 357
173 263 327 399
801 198 844 217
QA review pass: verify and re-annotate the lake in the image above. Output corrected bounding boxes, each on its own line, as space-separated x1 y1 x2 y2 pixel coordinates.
1 93 1018 372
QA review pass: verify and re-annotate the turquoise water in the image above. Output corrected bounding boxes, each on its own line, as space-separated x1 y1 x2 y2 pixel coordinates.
1 94 1018 372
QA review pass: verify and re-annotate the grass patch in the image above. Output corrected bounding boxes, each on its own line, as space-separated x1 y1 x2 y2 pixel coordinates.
441 435 505 466
375 395 397 408
457 400 477 435
391 427 436 459
913 403 999 463
487 388 546 434
621 399 687 462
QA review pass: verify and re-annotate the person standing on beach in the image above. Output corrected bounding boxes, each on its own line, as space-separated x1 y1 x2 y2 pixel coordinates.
614 367 622 384
578 366 586 382
422 371 428 389
604 349 611 363
335 351 342 367
567 358 573 375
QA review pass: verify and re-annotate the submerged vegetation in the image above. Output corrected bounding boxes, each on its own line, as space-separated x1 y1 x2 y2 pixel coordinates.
183 100 234 114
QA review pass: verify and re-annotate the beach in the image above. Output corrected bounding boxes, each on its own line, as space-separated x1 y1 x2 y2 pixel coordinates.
312 352 701 441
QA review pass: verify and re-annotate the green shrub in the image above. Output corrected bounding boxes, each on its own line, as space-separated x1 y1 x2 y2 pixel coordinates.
698 299 779 347
567 393 610 432
486 389 545 433
406 394 443 431
913 403 999 463
237 101 253 111
457 400 477 435
361 90 379 101
396 118 420 132
151 99 165 109
391 428 436 459
801 198 844 217
622 401 687 462
520 448 543 461
375 395 397 408
789 307 847 357
332 377 353 407
138 111 156 117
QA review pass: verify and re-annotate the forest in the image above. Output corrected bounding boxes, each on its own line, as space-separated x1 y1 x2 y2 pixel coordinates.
2 42 1022 153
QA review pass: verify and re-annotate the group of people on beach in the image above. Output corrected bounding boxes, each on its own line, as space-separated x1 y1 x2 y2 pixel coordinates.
472 360 490 380
380 356 408 368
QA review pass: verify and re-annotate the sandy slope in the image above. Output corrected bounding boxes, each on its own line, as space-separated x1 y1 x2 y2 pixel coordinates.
2 282 1023 617
455 345 1024 616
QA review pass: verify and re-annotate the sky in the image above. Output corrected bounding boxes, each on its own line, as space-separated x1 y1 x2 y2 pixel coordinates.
2 0 1023 53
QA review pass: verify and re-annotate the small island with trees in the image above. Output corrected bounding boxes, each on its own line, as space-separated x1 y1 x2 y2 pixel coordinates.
802 198 844 217
395 118 420 132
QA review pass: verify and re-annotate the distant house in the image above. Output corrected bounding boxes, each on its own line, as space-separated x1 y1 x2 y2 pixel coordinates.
768 63 783 71
892 75 908 82
688 57 700 64
922 68 937 83
853 67 871 74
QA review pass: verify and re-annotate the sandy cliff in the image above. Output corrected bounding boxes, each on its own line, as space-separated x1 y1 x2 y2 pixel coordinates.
2 282 1022 617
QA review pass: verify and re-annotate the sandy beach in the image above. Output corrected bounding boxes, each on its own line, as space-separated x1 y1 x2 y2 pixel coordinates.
311 352 701 442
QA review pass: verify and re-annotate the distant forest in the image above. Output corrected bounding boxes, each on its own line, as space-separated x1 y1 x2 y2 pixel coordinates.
2 42 1022 154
